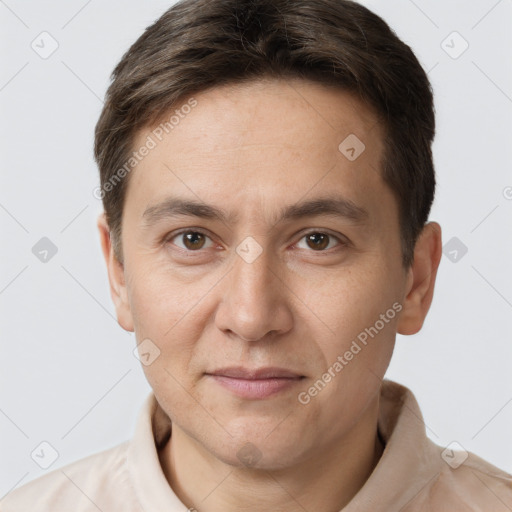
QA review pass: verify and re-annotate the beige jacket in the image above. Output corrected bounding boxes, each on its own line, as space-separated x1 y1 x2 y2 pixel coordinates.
2 380 511 511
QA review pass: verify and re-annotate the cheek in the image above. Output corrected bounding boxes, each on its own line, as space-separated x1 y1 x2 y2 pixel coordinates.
127 255 208 336
126 258 229 379
125 270 198 390
300 264 400 393
127 266 211 418
298 313 396 438
301 264 399 336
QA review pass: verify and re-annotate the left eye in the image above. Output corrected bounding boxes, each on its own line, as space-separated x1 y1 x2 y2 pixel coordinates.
296 232 341 251
170 231 215 251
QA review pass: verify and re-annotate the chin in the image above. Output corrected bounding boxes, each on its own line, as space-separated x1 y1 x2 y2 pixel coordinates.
215 440 305 471
209 418 310 470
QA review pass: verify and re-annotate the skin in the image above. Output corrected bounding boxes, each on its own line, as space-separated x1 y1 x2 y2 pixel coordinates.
98 77 442 511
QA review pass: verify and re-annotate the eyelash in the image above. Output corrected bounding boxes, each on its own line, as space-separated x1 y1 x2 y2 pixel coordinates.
164 228 348 254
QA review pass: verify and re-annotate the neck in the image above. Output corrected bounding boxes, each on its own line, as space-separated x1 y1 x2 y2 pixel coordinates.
159 395 383 512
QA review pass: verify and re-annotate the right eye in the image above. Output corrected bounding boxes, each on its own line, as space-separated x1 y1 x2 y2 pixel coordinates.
167 230 215 251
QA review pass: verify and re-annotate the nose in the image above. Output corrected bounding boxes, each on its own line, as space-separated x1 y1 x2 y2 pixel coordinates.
214 246 294 342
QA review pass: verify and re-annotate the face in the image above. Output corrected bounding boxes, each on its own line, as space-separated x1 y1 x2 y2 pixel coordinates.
106 78 416 469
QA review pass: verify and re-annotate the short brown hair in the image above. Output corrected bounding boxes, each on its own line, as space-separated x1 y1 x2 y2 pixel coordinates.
94 0 435 268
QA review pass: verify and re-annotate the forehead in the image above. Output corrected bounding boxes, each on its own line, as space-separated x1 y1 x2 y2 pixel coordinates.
125 78 392 226
150 78 382 158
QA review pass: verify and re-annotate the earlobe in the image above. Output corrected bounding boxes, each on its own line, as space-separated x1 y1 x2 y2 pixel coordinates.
396 222 442 335
97 213 134 332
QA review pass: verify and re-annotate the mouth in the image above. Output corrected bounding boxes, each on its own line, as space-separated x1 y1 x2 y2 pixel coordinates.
205 367 305 400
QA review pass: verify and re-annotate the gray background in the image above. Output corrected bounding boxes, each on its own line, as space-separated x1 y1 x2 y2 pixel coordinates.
1 0 511 496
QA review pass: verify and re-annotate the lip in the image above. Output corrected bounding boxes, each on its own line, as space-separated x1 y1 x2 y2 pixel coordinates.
206 367 305 399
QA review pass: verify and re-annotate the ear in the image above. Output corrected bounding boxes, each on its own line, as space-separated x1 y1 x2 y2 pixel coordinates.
397 221 442 335
97 213 134 332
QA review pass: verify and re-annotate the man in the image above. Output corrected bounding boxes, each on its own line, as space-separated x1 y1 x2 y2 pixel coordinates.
3 0 511 510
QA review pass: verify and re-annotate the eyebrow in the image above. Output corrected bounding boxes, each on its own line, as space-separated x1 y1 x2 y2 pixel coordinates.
142 195 369 227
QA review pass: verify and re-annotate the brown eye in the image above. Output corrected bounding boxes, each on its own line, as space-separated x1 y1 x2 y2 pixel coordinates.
182 232 206 250
296 232 342 252
306 233 330 251
170 231 214 251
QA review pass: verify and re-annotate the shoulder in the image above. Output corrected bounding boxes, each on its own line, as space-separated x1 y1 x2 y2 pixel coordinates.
378 381 512 511
411 442 512 511
0 441 142 512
